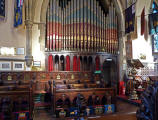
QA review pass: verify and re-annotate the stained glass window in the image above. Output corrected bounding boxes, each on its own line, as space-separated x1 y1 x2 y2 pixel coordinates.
152 2 158 53
0 0 5 18
153 34 158 53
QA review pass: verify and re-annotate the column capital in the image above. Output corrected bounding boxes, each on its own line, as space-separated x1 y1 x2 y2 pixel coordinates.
25 20 33 27
25 55 33 68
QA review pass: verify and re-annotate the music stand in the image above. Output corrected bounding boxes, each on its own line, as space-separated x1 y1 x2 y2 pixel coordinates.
127 59 144 69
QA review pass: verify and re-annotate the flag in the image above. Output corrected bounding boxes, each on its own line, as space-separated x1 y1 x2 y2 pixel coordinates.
144 18 148 40
14 0 23 27
125 3 135 34
141 7 145 35
130 17 137 40
0 0 5 18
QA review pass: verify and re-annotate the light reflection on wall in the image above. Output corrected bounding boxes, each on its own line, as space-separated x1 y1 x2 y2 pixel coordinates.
0 47 15 55
132 35 153 63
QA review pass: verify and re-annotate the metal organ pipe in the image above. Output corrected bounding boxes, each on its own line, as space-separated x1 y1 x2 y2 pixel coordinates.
91 0 94 51
104 14 106 51
70 0 73 50
94 0 97 51
65 3 68 50
101 11 103 51
49 0 52 51
95 2 99 51
48 0 50 50
81 0 83 51
57 1 59 51
106 16 108 52
71 0 74 50
74 0 76 50
109 5 112 53
87 0 89 51
83 0 85 51
58 1 60 50
99 6 102 51
88 0 91 51
111 4 113 53
116 14 118 54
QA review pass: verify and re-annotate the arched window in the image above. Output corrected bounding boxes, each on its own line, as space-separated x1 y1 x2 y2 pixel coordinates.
48 55 53 71
66 55 70 71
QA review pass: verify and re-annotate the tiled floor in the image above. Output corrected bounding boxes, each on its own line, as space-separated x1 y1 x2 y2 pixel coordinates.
33 100 138 120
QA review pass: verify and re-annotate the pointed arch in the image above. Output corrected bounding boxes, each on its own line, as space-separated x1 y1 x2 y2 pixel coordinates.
60 55 65 71
48 55 53 71
66 55 70 71
95 56 100 71
73 56 78 71
55 55 59 71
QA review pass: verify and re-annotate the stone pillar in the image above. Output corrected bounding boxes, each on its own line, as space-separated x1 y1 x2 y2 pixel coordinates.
38 23 46 70
25 20 33 70
38 24 46 52
25 0 33 70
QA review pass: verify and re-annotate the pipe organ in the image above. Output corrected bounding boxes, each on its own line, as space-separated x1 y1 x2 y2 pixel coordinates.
46 0 118 54
45 1 118 116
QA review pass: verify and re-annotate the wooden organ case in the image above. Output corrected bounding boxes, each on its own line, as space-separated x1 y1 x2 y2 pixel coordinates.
45 0 119 117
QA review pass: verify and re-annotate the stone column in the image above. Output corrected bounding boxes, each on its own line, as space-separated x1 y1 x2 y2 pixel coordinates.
25 20 33 70
38 23 46 70
25 0 33 70
38 23 46 52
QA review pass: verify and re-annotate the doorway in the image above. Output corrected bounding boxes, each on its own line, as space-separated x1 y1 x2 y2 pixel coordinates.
102 59 116 88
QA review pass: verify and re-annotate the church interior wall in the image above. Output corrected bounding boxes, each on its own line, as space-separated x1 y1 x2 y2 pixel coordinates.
0 0 26 60
0 0 155 77
132 0 154 64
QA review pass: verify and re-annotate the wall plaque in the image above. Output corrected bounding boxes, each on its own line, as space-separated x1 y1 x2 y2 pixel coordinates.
13 62 24 71
16 48 25 55
0 62 11 71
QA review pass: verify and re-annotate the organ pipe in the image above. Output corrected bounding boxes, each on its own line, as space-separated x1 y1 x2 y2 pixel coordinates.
46 0 118 54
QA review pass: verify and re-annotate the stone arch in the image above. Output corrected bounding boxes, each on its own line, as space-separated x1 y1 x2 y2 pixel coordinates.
32 0 125 72
60 55 65 71
54 55 59 71
66 55 70 71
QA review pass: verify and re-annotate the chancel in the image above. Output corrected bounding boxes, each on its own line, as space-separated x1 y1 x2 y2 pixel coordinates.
0 0 158 120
